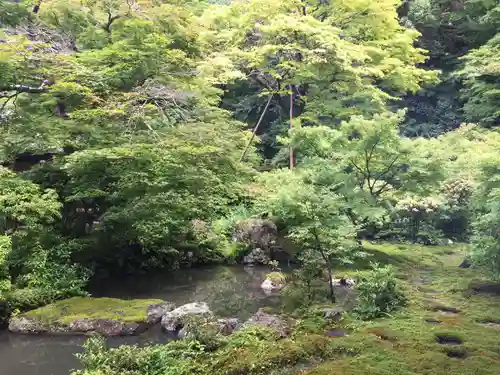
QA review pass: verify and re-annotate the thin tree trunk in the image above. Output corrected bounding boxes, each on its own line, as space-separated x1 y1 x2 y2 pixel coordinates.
326 265 335 302
312 227 335 303
289 84 294 170
239 95 273 162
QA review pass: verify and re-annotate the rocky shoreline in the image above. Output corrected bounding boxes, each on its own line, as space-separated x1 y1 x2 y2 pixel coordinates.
8 298 291 339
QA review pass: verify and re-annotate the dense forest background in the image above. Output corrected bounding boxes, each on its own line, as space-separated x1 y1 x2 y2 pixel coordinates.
0 0 500 314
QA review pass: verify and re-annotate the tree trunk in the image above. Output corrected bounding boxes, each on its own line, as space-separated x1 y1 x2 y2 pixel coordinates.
326 265 335 303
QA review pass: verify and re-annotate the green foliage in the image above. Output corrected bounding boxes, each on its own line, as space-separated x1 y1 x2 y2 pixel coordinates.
74 335 206 375
254 168 362 300
354 263 407 319
456 33 500 127
61 131 252 270
470 155 500 278
202 0 437 159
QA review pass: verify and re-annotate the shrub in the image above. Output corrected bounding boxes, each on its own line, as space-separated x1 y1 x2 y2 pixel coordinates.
7 287 57 312
354 263 407 319
74 336 207 375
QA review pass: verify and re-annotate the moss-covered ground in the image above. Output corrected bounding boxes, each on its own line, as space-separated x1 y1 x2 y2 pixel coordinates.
74 242 500 375
22 297 163 324
299 242 500 375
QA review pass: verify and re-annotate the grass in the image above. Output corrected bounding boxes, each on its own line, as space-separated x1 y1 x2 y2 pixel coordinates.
22 297 163 324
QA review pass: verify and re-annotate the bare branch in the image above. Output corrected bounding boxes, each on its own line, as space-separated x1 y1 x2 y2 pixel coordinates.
103 10 121 33
0 84 47 94
240 94 273 162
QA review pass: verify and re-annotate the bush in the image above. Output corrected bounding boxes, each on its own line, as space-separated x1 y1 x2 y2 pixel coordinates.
73 336 207 375
354 263 407 319
7 287 57 312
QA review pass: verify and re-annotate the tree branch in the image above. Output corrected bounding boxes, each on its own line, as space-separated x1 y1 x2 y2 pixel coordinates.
0 93 19 113
240 94 273 162
103 11 121 33
372 156 400 196
364 137 380 194
0 85 48 94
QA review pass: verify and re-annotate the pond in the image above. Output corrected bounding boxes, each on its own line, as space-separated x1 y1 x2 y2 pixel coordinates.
0 265 289 375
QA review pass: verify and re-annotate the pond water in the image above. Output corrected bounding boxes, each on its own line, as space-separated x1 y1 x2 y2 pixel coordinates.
0 265 288 375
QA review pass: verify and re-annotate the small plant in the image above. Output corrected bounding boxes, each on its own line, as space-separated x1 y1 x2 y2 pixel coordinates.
266 271 286 284
267 260 281 272
354 263 407 319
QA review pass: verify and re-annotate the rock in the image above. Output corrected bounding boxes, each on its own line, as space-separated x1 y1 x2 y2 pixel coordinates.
459 258 472 269
177 317 239 339
261 272 286 295
332 277 356 288
217 318 240 335
76 319 145 336
8 297 163 336
332 278 357 310
147 302 176 324
261 278 283 294
9 317 46 334
323 307 343 323
243 248 270 265
243 308 289 337
447 239 454 245
233 219 277 249
161 302 212 332
177 325 189 338
9 317 146 336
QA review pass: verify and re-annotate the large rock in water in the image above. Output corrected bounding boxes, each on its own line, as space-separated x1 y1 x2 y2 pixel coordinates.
9 316 148 336
160 302 212 332
243 308 289 337
261 272 286 295
243 248 270 265
147 302 176 324
8 297 163 336
233 219 277 249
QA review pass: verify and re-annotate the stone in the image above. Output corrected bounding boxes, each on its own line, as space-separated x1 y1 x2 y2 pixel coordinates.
260 274 286 295
217 318 240 335
9 317 46 334
147 302 176 324
8 316 146 336
260 278 284 295
332 277 357 310
161 302 212 332
242 248 270 265
323 307 343 323
177 325 189 338
332 277 356 288
243 308 289 337
176 317 239 339
233 219 277 249
459 258 472 269
8 297 162 336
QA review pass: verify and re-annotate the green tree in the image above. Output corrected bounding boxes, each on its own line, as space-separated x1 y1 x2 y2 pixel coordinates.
288 111 444 239
200 0 437 160
254 169 361 301
456 33 500 127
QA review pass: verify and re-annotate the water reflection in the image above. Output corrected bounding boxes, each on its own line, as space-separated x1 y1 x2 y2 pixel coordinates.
0 265 290 375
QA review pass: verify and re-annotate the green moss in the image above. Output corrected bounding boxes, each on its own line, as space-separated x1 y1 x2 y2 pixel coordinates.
22 297 163 324
266 272 286 284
